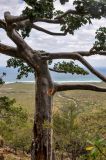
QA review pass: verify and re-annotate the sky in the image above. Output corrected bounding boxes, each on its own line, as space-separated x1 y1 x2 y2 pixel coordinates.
0 0 106 68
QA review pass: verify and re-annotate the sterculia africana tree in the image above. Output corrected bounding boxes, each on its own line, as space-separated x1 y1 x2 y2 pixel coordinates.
0 0 106 160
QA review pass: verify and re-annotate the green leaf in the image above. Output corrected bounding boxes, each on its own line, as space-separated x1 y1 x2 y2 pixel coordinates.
53 61 89 75
7 58 34 79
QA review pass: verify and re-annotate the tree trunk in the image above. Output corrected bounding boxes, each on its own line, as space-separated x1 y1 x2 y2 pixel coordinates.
31 60 54 160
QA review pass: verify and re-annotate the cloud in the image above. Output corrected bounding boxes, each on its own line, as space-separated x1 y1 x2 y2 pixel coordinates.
0 0 25 18
0 0 106 69
0 54 10 66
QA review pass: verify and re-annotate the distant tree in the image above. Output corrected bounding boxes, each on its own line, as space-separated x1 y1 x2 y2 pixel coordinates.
0 0 106 159
0 73 6 85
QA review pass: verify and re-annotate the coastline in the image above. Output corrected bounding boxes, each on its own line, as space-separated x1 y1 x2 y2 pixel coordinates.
5 80 102 84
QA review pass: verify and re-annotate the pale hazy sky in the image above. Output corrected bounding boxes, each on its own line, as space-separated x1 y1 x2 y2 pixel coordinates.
0 0 106 68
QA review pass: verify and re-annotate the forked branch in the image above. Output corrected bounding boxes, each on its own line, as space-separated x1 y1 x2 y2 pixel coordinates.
3 10 81 37
44 52 106 82
5 28 40 69
4 11 63 24
3 13 41 69
4 12 27 23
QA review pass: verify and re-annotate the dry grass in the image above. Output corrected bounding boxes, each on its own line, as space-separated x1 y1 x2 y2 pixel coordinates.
1 82 106 132
0 82 106 158
0 83 35 113
0 82 106 114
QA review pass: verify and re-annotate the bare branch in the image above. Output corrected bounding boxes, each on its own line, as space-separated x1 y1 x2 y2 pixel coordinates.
0 43 23 59
6 29 40 69
55 9 83 19
49 68 66 73
34 18 64 24
44 52 106 82
4 11 64 26
1 12 45 71
55 83 106 92
3 9 84 25
78 51 106 56
43 51 106 60
15 19 64 31
32 24 67 36
4 15 39 68
8 28 32 51
4 11 27 23
0 19 6 29
4 12 34 51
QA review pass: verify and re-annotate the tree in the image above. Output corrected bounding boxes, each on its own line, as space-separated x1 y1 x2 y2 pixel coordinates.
0 0 106 159
0 73 6 85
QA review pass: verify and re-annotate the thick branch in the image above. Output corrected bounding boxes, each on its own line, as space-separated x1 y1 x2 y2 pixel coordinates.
4 11 63 25
6 29 40 69
44 51 106 59
32 24 67 36
5 12 62 23
4 12 27 23
0 19 6 29
55 83 106 92
44 52 106 82
4 13 32 51
0 43 23 59
3 12 43 71
7 28 32 51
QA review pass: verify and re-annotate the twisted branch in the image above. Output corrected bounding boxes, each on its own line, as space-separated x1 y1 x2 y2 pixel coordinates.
32 24 67 36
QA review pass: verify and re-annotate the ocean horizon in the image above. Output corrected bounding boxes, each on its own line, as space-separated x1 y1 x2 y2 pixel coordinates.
0 66 105 83
5 80 102 84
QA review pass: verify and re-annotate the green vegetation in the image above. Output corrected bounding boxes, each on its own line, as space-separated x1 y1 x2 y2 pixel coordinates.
0 83 35 112
53 97 106 159
0 82 106 159
0 95 32 154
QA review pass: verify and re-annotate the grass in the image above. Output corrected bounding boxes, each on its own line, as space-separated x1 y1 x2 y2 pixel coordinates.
4 153 30 160
1 82 106 135
0 82 106 159
0 83 35 113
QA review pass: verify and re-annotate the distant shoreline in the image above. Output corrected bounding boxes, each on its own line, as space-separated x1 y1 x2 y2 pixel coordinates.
5 80 102 84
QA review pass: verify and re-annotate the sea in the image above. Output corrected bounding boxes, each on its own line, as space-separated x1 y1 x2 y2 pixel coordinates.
0 66 106 84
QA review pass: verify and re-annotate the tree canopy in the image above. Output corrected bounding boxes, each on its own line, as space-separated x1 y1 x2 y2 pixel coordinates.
2 0 105 82
0 1 106 159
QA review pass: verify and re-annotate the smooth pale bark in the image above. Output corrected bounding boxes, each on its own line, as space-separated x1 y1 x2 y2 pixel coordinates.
31 60 54 160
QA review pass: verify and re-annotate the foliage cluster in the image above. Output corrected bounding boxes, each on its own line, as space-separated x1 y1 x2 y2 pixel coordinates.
0 96 32 153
